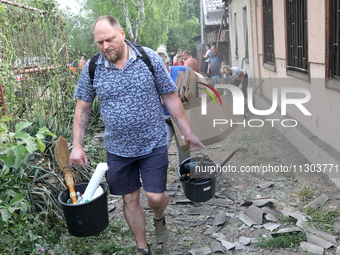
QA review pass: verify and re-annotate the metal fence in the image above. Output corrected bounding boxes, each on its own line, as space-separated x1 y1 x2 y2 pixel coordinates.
0 0 75 120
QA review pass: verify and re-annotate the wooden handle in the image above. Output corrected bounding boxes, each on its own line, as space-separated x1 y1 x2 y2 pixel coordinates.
65 170 78 204
199 155 207 167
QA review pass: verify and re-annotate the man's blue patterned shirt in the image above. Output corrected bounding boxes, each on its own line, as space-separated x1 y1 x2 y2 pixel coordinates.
74 40 177 157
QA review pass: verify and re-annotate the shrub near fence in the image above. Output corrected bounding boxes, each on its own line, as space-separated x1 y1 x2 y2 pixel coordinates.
0 0 76 122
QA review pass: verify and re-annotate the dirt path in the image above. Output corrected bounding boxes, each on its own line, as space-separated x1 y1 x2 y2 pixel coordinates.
107 115 340 254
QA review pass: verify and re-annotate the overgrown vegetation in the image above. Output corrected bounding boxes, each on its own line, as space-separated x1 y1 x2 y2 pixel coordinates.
255 232 307 251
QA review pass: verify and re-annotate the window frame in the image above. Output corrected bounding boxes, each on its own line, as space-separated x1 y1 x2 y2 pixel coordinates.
263 0 275 70
286 0 309 78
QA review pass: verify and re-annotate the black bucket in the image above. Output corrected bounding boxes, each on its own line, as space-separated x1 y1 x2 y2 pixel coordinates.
58 182 109 237
178 157 216 202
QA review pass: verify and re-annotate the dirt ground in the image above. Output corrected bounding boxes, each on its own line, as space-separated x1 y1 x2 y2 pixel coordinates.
105 112 340 255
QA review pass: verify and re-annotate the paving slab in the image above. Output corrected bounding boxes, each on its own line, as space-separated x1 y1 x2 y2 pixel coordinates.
304 194 329 209
300 241 324 255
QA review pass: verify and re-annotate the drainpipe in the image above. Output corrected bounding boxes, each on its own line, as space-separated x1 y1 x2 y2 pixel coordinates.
200 0 204 44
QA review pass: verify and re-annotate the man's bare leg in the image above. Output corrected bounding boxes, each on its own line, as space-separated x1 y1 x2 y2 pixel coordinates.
145 191 169 218
123 189 148 249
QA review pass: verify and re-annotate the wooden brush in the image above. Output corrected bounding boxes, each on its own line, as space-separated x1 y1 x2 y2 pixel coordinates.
55 136 78 204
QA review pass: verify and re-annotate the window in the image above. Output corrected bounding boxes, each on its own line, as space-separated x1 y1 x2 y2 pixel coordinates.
234 13 238 58
263 0 274 65
286 0 308 73
329 0 340 78
243 7 249 60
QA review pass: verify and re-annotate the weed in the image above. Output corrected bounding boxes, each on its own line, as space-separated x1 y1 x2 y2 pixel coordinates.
275 214 297 225
168 166 176 171
255 232 306 250
303 207 339 234
298 186 313 202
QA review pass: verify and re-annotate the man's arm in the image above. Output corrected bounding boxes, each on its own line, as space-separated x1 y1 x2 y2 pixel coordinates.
69 99 93 166
220 61 225 74
161 92 205 151
207 63 211 75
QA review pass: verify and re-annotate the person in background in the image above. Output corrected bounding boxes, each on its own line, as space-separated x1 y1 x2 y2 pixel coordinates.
69 15 204 255
207 45 225 84
78 56 86 70
183 50 199 73
168 50 176 65
156 50 192 166
222 65 248 111
173 48 182 63
173 54 184 66
203 45 211 76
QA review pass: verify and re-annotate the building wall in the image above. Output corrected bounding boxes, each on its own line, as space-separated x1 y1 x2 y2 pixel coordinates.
250 0 340 153
228 0 255 89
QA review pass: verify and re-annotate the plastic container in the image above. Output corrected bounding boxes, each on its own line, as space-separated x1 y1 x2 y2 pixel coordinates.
82 163 108 203
178 157 216 202
58 182 109 237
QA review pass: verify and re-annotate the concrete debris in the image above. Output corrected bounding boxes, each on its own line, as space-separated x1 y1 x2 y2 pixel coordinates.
213 210 227 226
209 241 225 253
336 246 340 255
211 232 226 241
239 236 251 245
241 198 279 207
246 204 264 225
204 225 222 235
174 217 208 227
219 240 236 250
187 205 214 216
234 241 243 250
239 212 257 227
252 224 264 229
175 199 193 204
205 198 233 207
263 222 282 232
300 241 324 255
280 209 309 221
257 182 274 189
252 198 279 207
238 223 247 231
165 205 182 216
306 233 334 249
107 205 115 212
225 211 236 218
271 227 302 237
188 247 211 255
264 212 279 222
304 194 329 209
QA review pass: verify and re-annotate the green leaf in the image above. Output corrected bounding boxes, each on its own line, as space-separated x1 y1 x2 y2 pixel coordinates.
12 132 31 139
9 192 25 206
15 121 32 133
0 122 8 132
0 208 10 223
0 152 15 167
13 145 28 167
25 139 37 153
37 138 45 153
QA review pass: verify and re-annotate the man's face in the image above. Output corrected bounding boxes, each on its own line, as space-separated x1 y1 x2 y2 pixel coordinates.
94 20 126 63
183 54 189 60
178 56 183 63
211 46 217 55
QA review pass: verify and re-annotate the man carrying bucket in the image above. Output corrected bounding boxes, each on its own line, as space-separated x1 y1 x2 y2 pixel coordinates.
69 15 204 255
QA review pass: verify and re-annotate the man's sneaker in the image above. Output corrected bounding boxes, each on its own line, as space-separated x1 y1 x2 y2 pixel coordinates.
136 244 151 255
153 216 169 244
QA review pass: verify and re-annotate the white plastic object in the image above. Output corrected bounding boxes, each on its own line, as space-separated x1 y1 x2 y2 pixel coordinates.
238 83 243 90
82 163 108 202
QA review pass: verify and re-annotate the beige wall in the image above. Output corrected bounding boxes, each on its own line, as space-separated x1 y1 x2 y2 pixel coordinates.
228 0 254 88
250 0 340 153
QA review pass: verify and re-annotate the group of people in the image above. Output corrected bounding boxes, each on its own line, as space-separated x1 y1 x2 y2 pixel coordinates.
168 48 199 73
69 15 248 255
